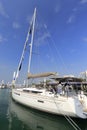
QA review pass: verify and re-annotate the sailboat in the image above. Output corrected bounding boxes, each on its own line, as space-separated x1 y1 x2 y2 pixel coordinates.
11 8 87 119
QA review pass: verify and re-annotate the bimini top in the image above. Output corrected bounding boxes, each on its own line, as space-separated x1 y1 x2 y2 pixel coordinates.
27 72 57 79
51 76 83 82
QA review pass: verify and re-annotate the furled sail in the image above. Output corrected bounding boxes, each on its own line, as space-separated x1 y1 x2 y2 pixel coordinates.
27 72 56 79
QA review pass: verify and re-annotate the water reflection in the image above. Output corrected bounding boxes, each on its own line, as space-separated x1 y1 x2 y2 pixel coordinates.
0 89 9 130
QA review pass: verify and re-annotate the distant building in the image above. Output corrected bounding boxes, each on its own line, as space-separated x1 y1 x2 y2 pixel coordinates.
80 71 87 81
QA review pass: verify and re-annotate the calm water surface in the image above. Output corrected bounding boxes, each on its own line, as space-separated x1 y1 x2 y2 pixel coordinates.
0 89 87 130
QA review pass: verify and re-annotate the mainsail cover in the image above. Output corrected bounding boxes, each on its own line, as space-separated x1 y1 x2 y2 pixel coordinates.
27 72 56 79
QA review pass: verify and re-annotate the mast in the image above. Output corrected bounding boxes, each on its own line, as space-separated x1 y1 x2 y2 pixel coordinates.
28 8 36 73
13 8 36 84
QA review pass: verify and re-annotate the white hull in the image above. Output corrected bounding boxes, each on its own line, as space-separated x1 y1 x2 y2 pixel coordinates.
78 94 87 112
10 97 74 130
12 88 87 119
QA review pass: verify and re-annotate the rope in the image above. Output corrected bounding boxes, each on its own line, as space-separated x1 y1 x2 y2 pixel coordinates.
43 24 69 74
64 115 81 130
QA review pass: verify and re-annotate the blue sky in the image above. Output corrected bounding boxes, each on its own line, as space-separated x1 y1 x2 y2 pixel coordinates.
0 0 87 83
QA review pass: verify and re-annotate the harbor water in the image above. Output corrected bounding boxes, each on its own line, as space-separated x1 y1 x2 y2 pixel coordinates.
0 89 87 130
